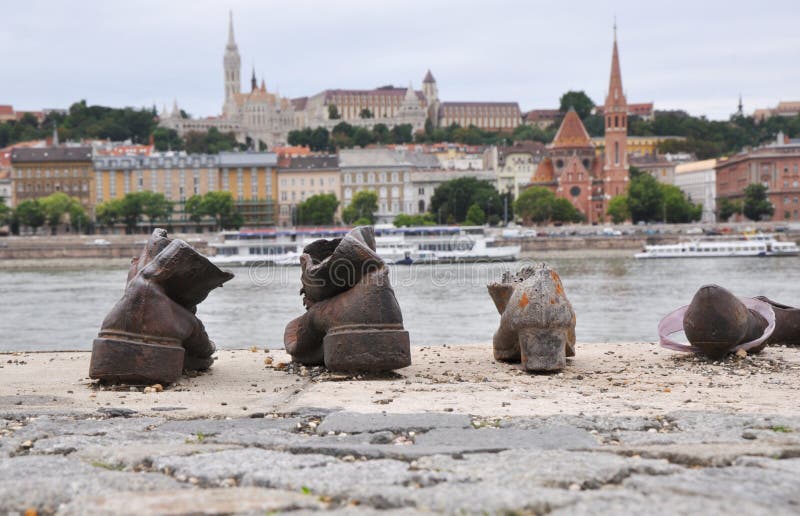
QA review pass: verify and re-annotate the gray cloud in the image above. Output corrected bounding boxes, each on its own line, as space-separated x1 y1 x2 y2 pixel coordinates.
5 0 799 120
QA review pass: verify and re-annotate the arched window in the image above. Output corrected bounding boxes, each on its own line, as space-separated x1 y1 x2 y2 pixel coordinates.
614 142 620 165
614 115 619 128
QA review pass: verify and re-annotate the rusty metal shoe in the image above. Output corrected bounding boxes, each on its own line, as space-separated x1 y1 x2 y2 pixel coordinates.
659 284 775 360
89 229 234 385
487 263 576 372
284 226 410 372
753 296 800 346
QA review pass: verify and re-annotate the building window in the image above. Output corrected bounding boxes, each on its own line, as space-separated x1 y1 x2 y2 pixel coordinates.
418 187 425 195
614 142 620 165
237 168 244 200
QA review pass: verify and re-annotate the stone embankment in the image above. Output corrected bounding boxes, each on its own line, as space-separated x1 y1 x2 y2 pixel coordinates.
2 343 800 514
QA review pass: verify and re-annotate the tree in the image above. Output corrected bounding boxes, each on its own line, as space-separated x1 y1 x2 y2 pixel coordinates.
201 191 241 230
119 192 147 233
95 199 123 229
328 104 341 120
39 192 85 234
514 187 555 225
14 200 45 234
296 193 339 225
152 127 183 151
559 91 595 120
141 192 173 229
310 127 330 152
393 213 435 227
184 195 204 223
359 108 374 119
627 167 664 223
607 195 630 223
742 183 775 221
464 204 486 226
718 198 742 222
551 198 583 223
429 177 502 224
661 184 702 223
0 197 10 227
342 191 378 224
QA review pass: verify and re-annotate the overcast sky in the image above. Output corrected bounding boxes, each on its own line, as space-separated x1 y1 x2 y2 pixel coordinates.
5 0 799 121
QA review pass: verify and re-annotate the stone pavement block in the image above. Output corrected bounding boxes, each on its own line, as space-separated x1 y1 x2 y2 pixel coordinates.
409 483 580 514
505 414 662 433
416 449 680 490
624 464 800 508
0 455 185 514
414 425 598 452
156 416 304 435
25 430 188 457
735 456 800 473
317 411 471 434
550 491 775 516
616 441 800 467
10 415 166 442
151 448 452 504
151 448 336 485
58 487 323 515
74 442 242 471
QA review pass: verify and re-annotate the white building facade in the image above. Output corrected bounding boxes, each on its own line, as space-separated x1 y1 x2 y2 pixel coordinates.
674 159 717 223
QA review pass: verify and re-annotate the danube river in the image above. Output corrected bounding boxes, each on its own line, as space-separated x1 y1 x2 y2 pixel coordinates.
2 253 800 352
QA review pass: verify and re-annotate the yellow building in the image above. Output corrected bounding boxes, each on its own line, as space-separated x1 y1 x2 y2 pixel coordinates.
93 151 278 231
11 146 94 211
277 155 340 226
591 135 686 158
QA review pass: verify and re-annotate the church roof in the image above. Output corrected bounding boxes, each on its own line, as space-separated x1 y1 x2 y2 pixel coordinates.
551 109 592 149
322 88 425 101
423 70 436 83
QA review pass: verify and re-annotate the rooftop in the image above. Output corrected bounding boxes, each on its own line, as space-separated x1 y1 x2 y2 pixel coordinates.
11 146 93 163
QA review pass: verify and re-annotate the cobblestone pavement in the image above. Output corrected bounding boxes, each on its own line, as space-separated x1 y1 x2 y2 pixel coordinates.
3 408 800 514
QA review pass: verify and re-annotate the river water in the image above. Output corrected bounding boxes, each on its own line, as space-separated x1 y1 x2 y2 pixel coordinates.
2 254 800 351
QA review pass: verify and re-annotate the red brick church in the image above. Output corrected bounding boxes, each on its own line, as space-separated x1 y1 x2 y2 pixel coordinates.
530 30 629 223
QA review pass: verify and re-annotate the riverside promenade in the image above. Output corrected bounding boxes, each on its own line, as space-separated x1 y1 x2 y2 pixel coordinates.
2 343 800 514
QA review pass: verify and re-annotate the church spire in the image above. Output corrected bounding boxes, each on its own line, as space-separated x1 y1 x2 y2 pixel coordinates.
605 21 626 108
251 67 257 92
227 10 237 50
738 93 744 116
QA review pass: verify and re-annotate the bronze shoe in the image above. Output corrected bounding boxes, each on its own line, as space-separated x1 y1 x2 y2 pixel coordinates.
284 226 410 372
753 296 800 346
487 264 576 372
659 284 775 359
89 229 234 384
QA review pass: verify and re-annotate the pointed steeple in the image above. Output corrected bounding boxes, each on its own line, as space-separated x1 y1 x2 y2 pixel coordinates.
251 67 257 92
738 93 743 116
605 21 626 109
172 99 180 117
227 10 237 50
423 70 435 84
260 78 266 92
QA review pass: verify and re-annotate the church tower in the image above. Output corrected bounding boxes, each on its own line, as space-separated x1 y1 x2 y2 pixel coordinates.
422 70 440 126
223 10 241 116
603 23 629 200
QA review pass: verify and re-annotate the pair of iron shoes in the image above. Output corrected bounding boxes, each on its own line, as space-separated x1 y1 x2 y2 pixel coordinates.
659 284 800 359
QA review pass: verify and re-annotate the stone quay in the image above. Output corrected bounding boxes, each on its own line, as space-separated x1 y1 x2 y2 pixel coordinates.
2 342 800 514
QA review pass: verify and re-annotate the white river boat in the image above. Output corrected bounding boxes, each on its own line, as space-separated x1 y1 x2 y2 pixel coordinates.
634 234 799 259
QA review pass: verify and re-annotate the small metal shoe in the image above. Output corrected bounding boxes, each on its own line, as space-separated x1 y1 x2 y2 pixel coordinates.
487 263 576 372
89 229 234 384
284 226 411 372
753 296 800 346
659 284 775 359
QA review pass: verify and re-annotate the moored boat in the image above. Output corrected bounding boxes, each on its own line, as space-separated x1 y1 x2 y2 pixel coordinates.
634 234 799 259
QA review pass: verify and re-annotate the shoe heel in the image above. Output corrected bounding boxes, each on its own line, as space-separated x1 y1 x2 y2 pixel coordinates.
90 333 184 384
518 327 567 372
323 324 411 372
